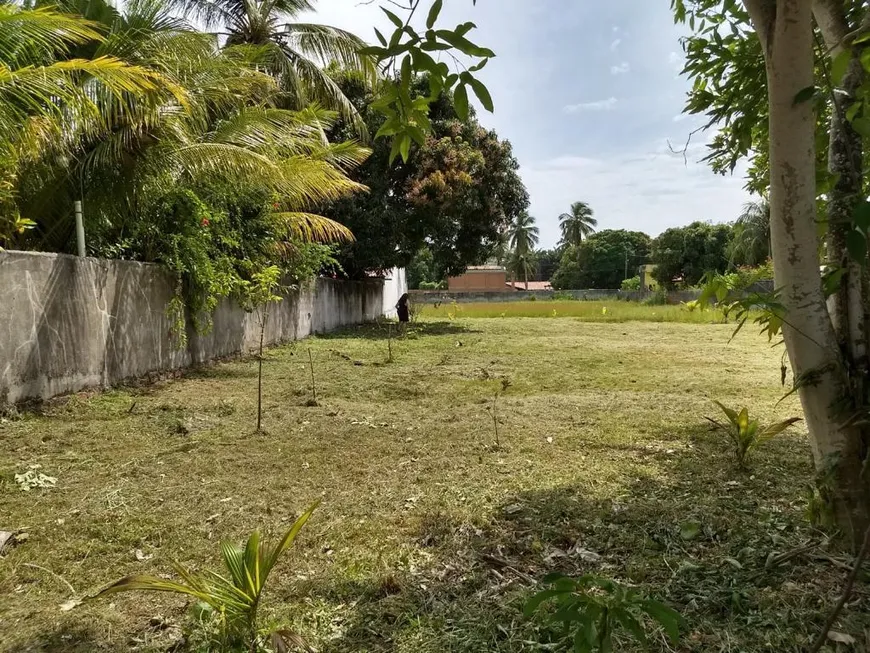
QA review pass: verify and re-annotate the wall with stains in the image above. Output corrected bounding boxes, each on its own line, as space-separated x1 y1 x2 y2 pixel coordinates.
1 251 385 403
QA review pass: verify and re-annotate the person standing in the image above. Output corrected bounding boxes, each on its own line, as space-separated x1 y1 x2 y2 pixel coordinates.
396 293 410 324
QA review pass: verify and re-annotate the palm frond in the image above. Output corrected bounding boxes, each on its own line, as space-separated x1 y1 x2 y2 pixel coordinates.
270 211 353 243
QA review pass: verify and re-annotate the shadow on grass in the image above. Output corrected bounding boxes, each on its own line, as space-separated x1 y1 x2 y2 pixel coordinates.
315 320 480 341
307 425 834 653
15 625 135 653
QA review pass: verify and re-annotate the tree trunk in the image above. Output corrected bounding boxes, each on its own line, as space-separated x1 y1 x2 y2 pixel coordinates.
812 0 870 548
745 0 870 548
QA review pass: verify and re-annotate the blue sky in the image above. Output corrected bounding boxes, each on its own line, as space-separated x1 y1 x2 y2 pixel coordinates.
305 0 751 248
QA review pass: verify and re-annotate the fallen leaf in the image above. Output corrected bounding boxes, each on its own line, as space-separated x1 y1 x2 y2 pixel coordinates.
59 599 82 612
134 549 153 562
828 631 856 645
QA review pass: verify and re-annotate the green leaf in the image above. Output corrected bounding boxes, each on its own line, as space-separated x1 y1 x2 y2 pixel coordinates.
454 83 469 120
524 588 564 617
756 417 802 443
374 118 402 139
374 28 387 47
851 117 870 138
411 48 439 75
640 600 682 643
381 7 403 28
792 85 816 105
853 201 870 231
468 77 494 112
426 0 443 29
357 46 387 57
613 608 647 644
400 54 412 93
399 133 411 162
455 21 475 37
388 134 403 165
832 50 851 85
435 29 495 58
469 58 488 72
846 100 863 123
846 229 867 262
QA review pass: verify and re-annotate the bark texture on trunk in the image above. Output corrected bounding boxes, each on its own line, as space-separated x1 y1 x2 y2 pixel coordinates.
745 0 870 547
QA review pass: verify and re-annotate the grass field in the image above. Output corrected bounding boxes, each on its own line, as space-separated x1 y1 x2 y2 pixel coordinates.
418 299 729 323
1 312 867 652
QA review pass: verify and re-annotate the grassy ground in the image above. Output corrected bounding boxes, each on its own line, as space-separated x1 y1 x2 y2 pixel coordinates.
1 311 867 652
418 299 727 323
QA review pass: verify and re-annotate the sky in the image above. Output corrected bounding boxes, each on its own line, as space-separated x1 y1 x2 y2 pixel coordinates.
302 0 752 248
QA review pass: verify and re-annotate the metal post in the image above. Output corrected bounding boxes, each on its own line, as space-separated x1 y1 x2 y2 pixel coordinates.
74 200 85 257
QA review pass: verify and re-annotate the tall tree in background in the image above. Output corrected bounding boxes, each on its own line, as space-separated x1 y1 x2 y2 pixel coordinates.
558 201 597 248
551 229 650 290
323 71 528 279
509 211 539 290
179 0 375 132
730 199 770 266
651 221 732 288
675 0 870 546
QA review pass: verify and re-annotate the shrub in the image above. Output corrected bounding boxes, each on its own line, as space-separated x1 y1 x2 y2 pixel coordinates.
706 402 801 468
526 573 683 652
643 289 668 305
551 291 577 301
92 503 319 651
419 281 440 290
620 275 641 291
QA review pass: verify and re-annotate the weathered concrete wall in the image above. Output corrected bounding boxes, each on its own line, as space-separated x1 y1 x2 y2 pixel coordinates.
381 267 407 319
1 250 384 403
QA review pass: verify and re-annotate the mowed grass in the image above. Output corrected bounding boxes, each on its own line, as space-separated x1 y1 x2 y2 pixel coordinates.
1 315 867 652
418 299 728 323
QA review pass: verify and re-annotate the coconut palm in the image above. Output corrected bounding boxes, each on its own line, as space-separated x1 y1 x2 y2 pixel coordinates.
13 0 363 252
177 0 375 134
558 201 597 248
509 212 539 289
729 198 770 266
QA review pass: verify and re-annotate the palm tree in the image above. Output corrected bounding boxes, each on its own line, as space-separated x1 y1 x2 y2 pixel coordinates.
1 2 178 244
558 201 597 248
730 199 770 266
12 0 362 252
509 212 539 290
178 0 375 134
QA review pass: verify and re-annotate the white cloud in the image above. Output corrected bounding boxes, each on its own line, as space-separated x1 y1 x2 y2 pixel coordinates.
612 25 620 33
610 38 622 51
610 62 631 75
563 97 618 113
521 138 750 247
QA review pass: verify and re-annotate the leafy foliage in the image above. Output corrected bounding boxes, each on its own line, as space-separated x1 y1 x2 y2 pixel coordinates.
324 70 528 279
551 230 651 290
94 503 319 650
359 0 494 162
651 221 732 288
620 275 641 291
706 402 801 469
526 573 683 653
177 0 376 135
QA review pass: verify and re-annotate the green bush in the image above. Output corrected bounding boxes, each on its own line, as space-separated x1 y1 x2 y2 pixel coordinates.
643 288 669 305
620 275 641 291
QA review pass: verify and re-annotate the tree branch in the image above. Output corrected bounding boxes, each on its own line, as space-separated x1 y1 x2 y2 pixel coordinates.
808 524 870 653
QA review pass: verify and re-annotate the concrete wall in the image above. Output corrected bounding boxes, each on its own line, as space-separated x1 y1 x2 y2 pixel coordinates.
1 250 385 403
381 267 408 319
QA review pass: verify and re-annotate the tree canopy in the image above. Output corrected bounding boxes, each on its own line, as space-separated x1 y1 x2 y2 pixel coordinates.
650 221 732 288
323 71 529 279
551 229 651 290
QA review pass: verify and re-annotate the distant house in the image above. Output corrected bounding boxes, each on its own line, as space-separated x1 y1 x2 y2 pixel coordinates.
638 264 659 291
508 280 552 291
448 266 512 292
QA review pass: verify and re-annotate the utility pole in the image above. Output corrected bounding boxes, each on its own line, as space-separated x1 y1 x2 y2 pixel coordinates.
74 200 85 257
624 247 630 281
